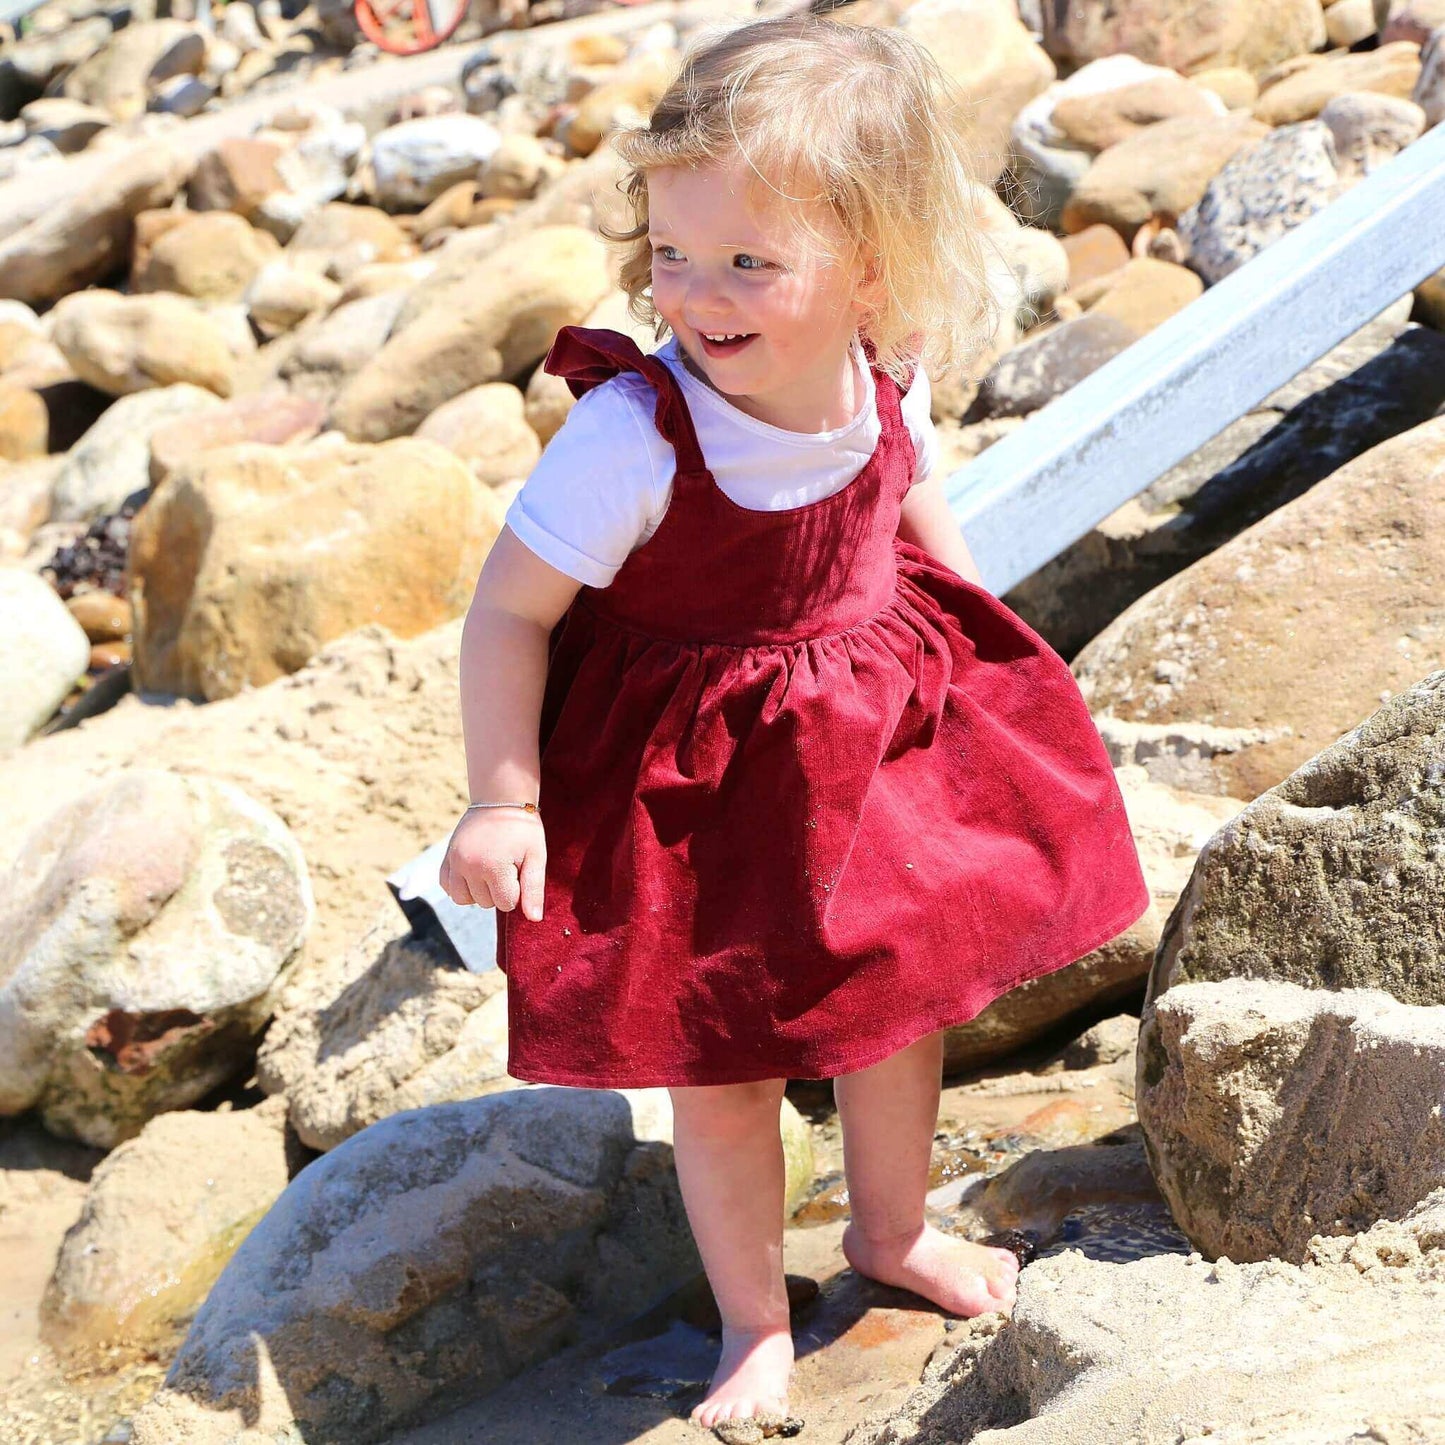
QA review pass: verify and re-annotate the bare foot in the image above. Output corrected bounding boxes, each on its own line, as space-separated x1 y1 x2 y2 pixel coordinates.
690 1325 794 1432
842 1221 1020 1317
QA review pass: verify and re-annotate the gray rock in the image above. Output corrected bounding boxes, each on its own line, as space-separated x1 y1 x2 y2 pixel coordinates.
363 114 502 210
1179 121 1341 285
256 905 515 1152
50 383 223 522
0 767 312 1147
851 1190 1445 1445
148 72 214 116
1146 671 1445 1009
1413 23 1445 126
969 312 1137 420
275 289 408 401
1321 90 1426 180
0 567 90 750
129 1089 704 1444
1139 977 1445 1263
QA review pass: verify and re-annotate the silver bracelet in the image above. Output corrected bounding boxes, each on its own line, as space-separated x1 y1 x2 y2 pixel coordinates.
465 801 540 817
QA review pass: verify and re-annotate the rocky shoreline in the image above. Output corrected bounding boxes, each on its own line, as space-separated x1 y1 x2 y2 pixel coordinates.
3 0 1445 1439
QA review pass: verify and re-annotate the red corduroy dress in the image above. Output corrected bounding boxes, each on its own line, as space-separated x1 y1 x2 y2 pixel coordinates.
496 326 1151 1088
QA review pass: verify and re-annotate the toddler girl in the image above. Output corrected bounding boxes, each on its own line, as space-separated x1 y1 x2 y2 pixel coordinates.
442 14 1150 1436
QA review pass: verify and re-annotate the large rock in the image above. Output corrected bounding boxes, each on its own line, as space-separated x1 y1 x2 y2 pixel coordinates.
1146 672 1445 1009
285 200 412 274
0 143 192 306
1073 418 1445 799
969 312 1137 419
127 439 505 699
130 1088 808 1444
50 383 223 522
1051 74 1224 153
853 1191 1445 1444
1008 308 1445 659
1179 120 1340 286
0 377 46 459
900 0 1055 181
1009 56 1195 230
0 767 312 1148
415 381 541 486
51 290 235 398
1061 113 1268 242
188 136 286 218
62 20 206 121
42 1103 291 1352
0 566 90 749
257 906 513 1152
1139 978 1445 1262
134 211 280 302
1387 0 1445 43
1321 90 1426 180
1084 256 1202 335
364 114 502 209
1253 40 1423 124
330 225 609 442
147 390 326 486
0 17 113 124
1041 0 1328 77
941 766 1243 1074
273 289 408 402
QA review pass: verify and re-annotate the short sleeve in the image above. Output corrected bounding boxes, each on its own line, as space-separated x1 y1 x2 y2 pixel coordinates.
899 367 939 487
503 377 668 588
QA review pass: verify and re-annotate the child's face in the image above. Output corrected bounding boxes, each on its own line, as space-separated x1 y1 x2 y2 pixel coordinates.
646 158 870 427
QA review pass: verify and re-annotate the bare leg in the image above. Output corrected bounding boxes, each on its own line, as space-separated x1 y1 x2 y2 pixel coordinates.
669 1078 794 1429
834 1031 1019 1316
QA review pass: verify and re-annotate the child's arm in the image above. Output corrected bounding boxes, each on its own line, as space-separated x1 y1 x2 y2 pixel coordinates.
898 475 986 588
441 528 581 921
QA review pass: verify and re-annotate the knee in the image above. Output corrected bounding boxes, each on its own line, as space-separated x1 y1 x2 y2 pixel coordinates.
670 1079 784 1142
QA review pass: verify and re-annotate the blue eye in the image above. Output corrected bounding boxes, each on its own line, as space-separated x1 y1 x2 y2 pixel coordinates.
653 245 683 263
734 254 773 271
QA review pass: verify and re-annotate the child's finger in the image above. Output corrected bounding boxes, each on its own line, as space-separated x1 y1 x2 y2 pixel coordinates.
484 859 522 912
518 845 546 922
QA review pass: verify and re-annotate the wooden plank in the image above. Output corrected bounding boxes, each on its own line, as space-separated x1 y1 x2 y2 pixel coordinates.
948 121 1445 597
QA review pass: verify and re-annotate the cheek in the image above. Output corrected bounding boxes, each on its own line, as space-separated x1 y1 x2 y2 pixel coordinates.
649 267 681 320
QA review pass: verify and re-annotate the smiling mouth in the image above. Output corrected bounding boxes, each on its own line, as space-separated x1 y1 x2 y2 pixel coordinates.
696 331 757 356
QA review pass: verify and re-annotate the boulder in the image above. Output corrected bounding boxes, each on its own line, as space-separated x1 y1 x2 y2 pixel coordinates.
941 765 1243 1074
1059 223 1131 291
1386 0 1445 42
1140 978 1445 1262
1083 256 1202 334
52 290 235 398
853 1192 1445 1444
901 0 1055 182
1253 40 1423 124
256 907 512 1151
256 118 368 242
0 143 192 307
242 259 342 336
42 1103 291 1353
556 50 678 158
62 20 206 121
188 136 286 218
1051 75 1224 153
1417 24 1445 125
285 200 411 274
50 383 223 522
1007 307 1445 659
0 458 60 560
0 767 312 1147
130 1087 809 1444
0 567 90 749
415 381 541 485
134 211 280 302
1062 113 1269 241
479 132 559 201
148 390 326 486
19 97 110 153
274 289 408 402
1072 417 1445 799
0 18 113 125
1189 64 1260 108
1041 0 1328 77
1325 0 1381 46
127 439 505 699
0 378 46 460
364 114 502 209
1321 90 1427 180
1179 120 1340 285
969 312 1137 419
331 225 609 442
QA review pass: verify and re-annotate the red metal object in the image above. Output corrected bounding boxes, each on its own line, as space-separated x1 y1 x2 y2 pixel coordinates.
353 0 468 55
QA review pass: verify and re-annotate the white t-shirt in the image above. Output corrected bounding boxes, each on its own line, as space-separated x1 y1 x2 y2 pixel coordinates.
504 334 939 588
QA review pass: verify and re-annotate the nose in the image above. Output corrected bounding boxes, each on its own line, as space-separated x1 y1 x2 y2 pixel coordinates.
684 269 732 323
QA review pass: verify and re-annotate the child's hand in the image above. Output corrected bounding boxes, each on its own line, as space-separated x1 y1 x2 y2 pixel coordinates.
439 808 547 921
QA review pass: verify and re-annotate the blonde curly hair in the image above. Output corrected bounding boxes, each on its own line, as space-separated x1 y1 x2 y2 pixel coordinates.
603 13 1001 387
